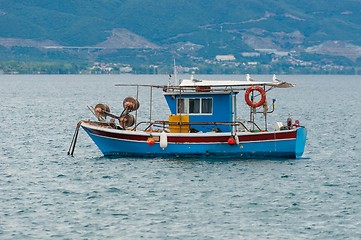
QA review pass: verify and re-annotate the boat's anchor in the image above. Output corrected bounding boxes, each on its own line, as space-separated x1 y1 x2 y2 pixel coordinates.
67 121 82 156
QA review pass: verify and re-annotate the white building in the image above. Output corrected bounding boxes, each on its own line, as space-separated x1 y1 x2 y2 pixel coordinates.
215 54 236 61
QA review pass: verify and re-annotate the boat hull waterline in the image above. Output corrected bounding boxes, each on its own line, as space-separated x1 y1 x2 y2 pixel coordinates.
81 122 307 159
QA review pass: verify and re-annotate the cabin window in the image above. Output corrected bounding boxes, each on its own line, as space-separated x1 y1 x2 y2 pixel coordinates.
201 98 212 113
177 98 212 115
189 99 200 113
177 98 186 114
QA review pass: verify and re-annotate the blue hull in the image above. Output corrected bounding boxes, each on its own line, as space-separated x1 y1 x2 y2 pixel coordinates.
82 124 307 159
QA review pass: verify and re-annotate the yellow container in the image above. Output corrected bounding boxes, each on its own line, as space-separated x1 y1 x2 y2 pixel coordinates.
168 114 190 133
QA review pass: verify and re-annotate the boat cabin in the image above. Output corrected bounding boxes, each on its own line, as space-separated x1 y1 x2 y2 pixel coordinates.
164 87 238 133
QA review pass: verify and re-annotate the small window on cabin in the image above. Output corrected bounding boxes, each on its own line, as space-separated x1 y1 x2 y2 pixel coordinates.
177 98 213 115
177 98 186 114
189 99 200 113
201 98 212 113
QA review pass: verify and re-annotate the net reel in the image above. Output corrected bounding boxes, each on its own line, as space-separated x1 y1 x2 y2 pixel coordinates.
91 97 139 129
118 114 135 128
123 97 140 112
118 97 139 128
94 103 110 121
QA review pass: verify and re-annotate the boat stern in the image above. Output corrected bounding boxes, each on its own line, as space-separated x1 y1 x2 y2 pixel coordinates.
295 127 307 158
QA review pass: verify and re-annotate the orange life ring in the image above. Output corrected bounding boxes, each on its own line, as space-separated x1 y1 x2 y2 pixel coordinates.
245 86 266 108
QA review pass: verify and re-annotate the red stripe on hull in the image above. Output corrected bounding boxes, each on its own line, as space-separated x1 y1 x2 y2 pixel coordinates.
238 131 296 142
84 125 297 144
86 128 148 141
168 131 296 143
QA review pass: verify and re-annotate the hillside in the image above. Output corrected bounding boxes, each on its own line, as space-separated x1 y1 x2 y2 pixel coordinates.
1 0 361 73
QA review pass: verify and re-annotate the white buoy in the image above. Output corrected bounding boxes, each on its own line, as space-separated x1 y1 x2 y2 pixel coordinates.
235 133 239 145
159 131 168 150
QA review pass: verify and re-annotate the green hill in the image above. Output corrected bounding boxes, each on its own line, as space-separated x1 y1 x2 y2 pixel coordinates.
1 0 361 73
2 0 361 45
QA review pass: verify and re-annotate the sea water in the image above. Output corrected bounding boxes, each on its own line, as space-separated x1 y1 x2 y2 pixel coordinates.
0 74 360 239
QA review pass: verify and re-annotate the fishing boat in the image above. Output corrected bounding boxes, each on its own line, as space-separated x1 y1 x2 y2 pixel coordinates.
68 74 307 159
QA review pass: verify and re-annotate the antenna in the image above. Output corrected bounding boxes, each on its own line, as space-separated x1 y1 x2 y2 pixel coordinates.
173 58 178 86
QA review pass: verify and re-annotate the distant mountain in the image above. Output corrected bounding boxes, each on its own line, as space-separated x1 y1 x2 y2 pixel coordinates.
1 0 361 73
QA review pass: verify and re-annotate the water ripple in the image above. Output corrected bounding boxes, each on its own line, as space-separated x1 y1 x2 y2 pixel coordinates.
0 75 360 239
